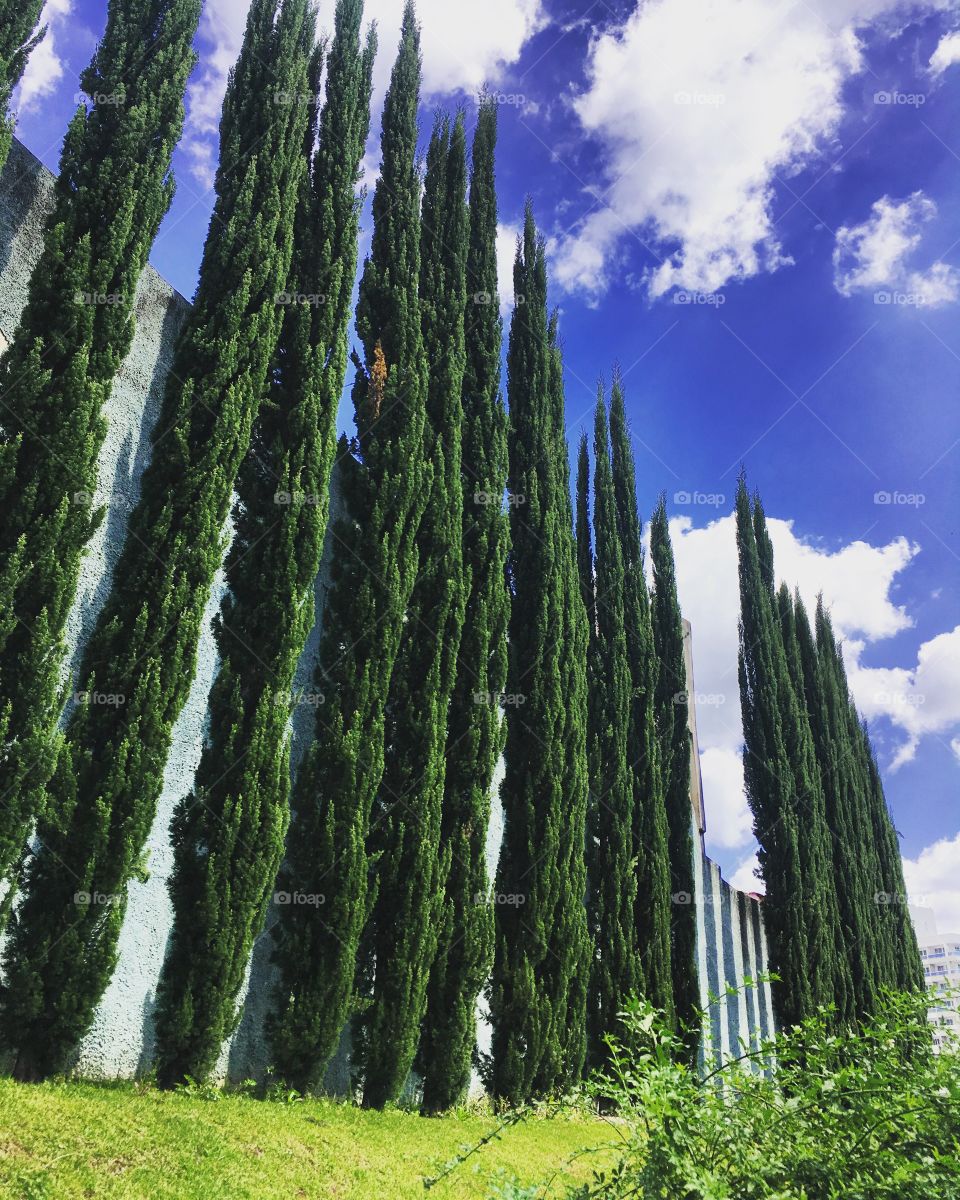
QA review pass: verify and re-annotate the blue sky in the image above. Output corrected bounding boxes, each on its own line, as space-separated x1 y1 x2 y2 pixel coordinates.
14 0 960 927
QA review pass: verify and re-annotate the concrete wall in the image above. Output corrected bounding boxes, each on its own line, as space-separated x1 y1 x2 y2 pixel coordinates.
0 138 774 1088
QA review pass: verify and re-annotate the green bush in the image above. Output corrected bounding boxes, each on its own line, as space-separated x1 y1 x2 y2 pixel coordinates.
569 990 960 1199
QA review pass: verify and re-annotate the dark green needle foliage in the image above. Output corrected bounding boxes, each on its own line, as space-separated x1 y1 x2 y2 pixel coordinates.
268 1 429 1095
0 0 201 912
358 109 469 1110
490 206 591 1105
420 97 509 1116
152 0 376 1088
607 376 673 1024
650 494 698 1052
580 392 642 1067
0 0 46 172
814 601 923 998
0 0 317 1080
736 476 855 1028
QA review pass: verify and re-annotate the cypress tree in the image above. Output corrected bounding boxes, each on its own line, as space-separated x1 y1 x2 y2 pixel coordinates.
0 0 317 1080
420 96 509 1116
736 476 852 1027
773 580 854 1025
815 602 922 995
649 495 698 1049
490 206 591 1105
358 109 469 1110
268 1 429 1093
582 393 641 1065
152 0 376 1088
576 431 594 628
0 0 201 907
607 376 673 1023
0 2 46 172
794 591 879 1020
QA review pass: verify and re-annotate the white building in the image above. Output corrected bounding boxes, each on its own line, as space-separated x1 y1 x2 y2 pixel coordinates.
912 907 960 1052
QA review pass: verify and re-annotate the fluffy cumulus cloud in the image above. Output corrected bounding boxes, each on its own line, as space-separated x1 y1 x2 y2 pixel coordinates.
554 0 958 300
903 831 960 931
182 0 544 187
929 29 960 75
664 510 930 857
17 0 73 112
833 192 960 306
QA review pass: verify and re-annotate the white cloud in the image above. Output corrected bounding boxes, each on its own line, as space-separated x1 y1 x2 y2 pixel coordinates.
554 0 958 300
495 221 521 311
729 851 763 895
700 746 753 850
17 0 72 113
929 29 960 75
903 831 960 931
833 192 960 305
183 0 545 187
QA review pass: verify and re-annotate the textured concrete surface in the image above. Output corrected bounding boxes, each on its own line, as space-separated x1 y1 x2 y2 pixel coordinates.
0 138 774 1089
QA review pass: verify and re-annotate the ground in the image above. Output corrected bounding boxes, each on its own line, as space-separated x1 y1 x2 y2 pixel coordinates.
0 1079 614 1199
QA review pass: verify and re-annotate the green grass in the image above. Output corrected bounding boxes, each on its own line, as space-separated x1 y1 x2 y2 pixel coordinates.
0 1079 614 1199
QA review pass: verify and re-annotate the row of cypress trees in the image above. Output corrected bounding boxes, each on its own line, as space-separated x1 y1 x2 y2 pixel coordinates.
736 478 923 1028
0 0 922 1109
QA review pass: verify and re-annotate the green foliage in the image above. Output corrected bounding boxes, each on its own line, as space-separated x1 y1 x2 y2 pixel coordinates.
0 0 200 908
649 495 698 1052
607 377 673 1024
420 96 509 1116
567 990 960 1199
0 1 46 171
580 393 642 1066
268 1 430 1095
736 475 848 1028
359 108 470 1110
152 0 376 1088
0 0 315 1079
490 205 591 1105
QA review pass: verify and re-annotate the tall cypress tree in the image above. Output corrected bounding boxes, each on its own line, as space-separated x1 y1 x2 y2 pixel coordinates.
420 97 509 1116
490 207 591 1105
268 1 429 1094
358 110 469 1110
736 476 855 1028
0 2 46 172
582 393 641 1065
649 495 698 1048
0 0 201 907
0 0 317 1080
794 590 879 1020
815 602 922 995
607 376 673 1023
152 0 376 1088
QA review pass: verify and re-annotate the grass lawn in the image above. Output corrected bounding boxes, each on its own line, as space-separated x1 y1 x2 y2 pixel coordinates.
0 1079 615 1199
